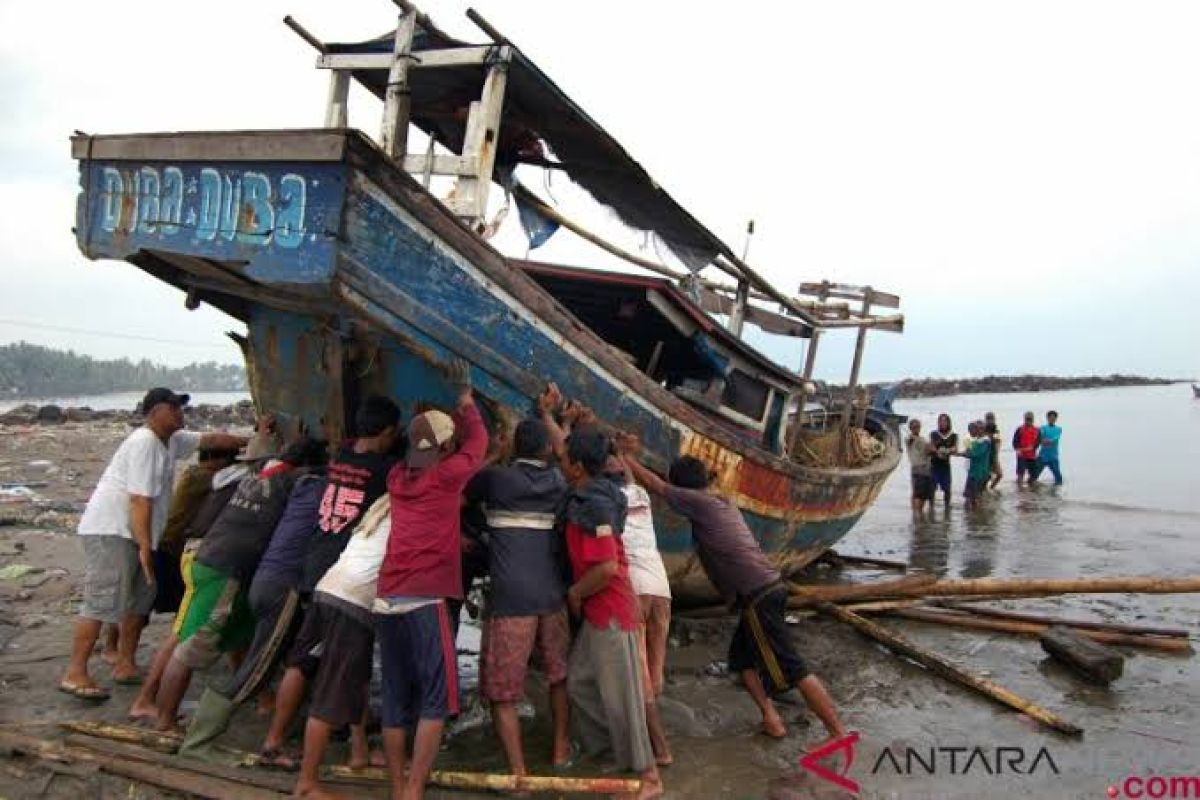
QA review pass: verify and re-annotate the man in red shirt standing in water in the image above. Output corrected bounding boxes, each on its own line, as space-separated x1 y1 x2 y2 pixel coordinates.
1011 411 1041 486
373 360 487 800
617 434 848 752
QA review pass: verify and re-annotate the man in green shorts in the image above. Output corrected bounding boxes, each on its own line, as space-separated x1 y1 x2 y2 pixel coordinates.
153 439 326 731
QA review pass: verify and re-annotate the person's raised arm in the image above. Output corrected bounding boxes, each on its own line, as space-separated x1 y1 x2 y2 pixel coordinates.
615 432 668 496
537 382 568 463
440 360 489 485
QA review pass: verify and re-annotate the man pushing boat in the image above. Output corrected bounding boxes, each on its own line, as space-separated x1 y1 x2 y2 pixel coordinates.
616 433 848 749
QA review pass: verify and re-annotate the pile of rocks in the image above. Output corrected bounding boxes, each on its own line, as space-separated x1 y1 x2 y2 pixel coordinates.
0 400 257 429
858 374 1181 400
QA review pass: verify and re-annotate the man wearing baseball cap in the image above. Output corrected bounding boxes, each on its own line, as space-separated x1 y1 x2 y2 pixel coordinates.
60 388 248 700
374 360 488 800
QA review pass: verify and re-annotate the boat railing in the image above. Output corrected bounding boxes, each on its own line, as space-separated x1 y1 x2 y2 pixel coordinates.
280 0 908 466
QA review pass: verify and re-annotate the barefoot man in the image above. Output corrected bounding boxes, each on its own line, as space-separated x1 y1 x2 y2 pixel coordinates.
617 435 848 749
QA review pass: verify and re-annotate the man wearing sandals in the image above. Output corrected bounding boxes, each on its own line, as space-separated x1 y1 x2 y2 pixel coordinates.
60 388 246 700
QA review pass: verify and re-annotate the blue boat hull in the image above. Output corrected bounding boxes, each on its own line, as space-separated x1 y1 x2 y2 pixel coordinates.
72 129 900 604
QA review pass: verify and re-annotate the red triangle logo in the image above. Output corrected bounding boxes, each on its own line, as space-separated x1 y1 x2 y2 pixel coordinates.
798 731 861 795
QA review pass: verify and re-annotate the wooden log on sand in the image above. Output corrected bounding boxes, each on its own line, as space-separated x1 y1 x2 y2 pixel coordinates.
935 602 1191 639
1040 626 1125 685
328 764 642 794
821 550 909 571
880 608 1192 653
0 730 285 800
64 734 295 793
675 598 926 620
815 602 1083 736
787 575 936 607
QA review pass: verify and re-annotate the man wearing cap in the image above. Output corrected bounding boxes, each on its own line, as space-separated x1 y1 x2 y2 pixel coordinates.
374 359 488 800
60 389 248 700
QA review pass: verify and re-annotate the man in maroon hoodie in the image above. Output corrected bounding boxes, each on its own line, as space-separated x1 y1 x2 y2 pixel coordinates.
374 360 487 800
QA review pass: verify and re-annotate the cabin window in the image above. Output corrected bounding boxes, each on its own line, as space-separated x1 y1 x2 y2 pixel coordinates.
721 369 769 422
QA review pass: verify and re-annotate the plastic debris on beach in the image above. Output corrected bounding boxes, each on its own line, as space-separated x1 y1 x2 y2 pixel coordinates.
0 485 40 504
0 564 39 580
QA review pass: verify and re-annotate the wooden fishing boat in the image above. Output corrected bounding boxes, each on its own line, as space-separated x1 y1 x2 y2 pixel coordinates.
70 3 905 604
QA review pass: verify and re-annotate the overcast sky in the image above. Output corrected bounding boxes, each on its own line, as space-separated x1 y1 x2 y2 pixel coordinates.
1 0 1197 381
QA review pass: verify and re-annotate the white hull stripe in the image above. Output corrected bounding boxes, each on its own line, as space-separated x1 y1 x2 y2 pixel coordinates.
485 510 558 530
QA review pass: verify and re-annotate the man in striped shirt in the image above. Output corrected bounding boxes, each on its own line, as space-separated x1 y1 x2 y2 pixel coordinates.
466 416 572 777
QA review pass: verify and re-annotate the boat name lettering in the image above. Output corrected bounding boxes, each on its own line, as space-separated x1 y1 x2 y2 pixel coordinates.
97 166 308 248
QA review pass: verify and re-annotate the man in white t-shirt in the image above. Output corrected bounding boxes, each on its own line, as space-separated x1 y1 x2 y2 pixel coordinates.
59 388 248 700
290 495 390 798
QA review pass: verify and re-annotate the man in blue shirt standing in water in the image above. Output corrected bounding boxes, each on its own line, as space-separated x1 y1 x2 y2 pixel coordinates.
1031 410 1063 485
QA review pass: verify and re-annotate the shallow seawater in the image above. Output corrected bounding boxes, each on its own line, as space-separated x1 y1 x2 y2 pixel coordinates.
438 385 1200 799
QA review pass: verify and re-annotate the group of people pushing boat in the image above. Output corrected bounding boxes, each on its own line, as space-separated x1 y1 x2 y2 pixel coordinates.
905 410 1065 513
58 368 848 800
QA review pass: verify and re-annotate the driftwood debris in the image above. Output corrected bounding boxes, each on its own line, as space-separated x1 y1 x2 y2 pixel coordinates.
64 734 295 793
816 602 1083 736
878 608 1192 653
1040 625 1125 685
327 764 643 794
820 550 909 571
935 602 1191 639
0 729 286 800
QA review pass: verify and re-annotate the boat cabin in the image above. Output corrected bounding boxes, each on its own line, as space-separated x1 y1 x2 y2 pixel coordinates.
518 261 803 452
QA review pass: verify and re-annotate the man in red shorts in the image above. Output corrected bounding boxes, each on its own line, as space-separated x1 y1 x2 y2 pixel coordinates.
466 408 574 777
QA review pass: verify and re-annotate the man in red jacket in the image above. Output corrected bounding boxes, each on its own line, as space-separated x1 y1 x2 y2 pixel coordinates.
374 360 487 800
1011 411 1040 485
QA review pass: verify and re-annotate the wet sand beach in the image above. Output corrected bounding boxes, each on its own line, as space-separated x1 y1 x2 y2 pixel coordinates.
1 384 1197 799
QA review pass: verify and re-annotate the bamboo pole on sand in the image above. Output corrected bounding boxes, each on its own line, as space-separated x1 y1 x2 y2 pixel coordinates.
791 575 1200 606
934 602 1191 639
880 608 1192 653
58 721 639 796
675 597 926 620
60 720 181 752
893 575 1200 599
327 764 642 795
787 575 936 607
815 602 1084 737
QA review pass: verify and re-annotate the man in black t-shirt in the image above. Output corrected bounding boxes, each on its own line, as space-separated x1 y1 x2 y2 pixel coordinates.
929 413 959 510
258 395 401 768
